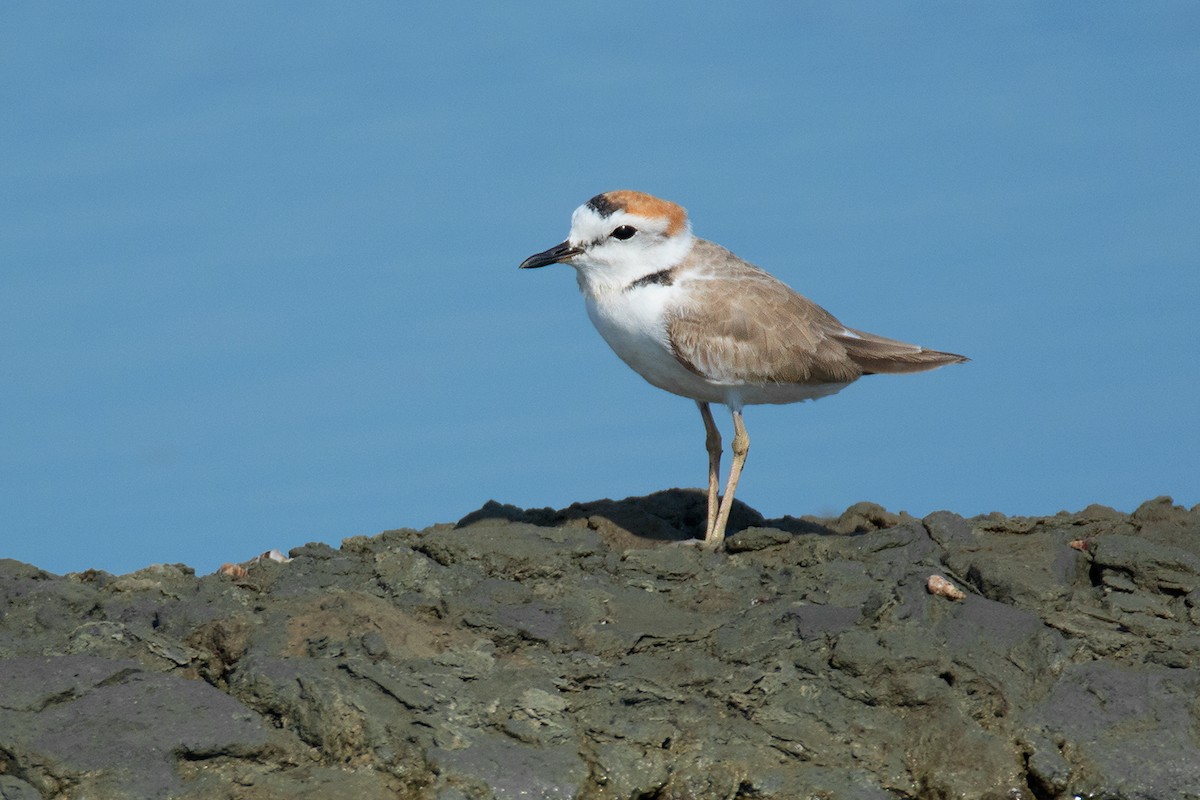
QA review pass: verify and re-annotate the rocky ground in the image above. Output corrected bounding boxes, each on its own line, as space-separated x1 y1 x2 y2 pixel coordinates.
2 492 1200 800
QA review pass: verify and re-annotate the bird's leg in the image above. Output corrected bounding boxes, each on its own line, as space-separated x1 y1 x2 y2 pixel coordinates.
708 409 749 550
697 401 722 542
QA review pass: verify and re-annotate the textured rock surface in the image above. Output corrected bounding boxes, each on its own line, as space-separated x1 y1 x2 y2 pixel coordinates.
1 491 1199 799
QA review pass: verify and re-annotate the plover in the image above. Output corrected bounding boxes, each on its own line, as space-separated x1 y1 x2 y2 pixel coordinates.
520 190 967 550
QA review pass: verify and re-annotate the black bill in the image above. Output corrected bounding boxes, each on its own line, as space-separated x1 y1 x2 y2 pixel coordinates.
519 241 583 270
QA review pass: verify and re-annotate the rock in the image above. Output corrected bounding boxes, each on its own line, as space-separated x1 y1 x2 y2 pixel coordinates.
0 656 272 799
1089 534 1200 594
1 494 1199 798
1025 662 1200 797
429 730 587 799
0 776 43 800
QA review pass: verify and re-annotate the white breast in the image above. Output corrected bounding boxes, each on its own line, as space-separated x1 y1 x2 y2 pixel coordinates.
583 280 852 409
583 282 743 405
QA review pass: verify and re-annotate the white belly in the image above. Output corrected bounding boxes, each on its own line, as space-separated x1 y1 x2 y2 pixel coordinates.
583 286 849 409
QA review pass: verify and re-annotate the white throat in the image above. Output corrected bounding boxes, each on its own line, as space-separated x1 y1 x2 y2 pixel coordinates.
573 232 694 297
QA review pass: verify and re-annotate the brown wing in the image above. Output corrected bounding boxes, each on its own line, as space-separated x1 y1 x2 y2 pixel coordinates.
666 240 968 384
666 265 863 386
832 327 969 375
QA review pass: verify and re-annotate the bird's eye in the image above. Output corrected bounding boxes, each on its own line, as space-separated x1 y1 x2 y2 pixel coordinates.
611 225 637 240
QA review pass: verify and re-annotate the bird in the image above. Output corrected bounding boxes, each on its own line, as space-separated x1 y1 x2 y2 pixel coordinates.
519 190 967 550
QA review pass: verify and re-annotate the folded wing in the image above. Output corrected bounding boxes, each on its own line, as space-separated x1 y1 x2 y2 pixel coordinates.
667 255 966 385
833 327 968 375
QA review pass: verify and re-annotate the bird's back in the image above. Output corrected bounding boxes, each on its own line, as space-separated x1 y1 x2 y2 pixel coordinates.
667 239 967 390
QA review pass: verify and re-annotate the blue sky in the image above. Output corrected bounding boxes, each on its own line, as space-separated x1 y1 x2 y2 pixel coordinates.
3 3 1197 575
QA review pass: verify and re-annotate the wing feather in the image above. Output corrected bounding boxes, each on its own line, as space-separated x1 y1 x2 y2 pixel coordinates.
833 327 969 375
665 240 967 384
665 248 861 385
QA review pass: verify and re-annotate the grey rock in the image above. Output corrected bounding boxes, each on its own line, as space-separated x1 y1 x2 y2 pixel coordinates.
2 494 1199 798
0 776 43 800
1026 662 1200 798
428 730 587 799
0 657 269 799
1090 533 1200 594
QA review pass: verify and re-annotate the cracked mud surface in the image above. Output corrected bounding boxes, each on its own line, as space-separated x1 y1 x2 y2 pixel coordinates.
2 492 1199 799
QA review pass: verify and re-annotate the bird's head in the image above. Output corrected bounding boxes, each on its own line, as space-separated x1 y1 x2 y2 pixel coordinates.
520 191 695 291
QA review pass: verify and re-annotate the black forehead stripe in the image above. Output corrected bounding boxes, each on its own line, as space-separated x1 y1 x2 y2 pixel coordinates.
586 193 622 217
626 269 673 292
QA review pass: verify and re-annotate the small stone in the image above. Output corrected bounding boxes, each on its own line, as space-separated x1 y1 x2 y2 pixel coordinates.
927 575 965 601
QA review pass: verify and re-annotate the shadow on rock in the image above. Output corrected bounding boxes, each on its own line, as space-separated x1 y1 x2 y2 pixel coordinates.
455 487 843 549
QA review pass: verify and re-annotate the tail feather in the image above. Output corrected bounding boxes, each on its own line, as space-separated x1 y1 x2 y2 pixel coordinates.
836 327 969 376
